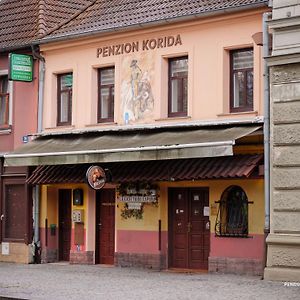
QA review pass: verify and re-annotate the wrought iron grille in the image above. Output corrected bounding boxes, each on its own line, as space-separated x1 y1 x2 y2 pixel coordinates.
215 185 252 238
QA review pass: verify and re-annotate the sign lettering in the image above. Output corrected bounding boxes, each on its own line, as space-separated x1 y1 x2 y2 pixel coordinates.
97 34 182 58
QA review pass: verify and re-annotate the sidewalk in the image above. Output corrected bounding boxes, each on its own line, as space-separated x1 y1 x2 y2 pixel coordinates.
0 263 299 300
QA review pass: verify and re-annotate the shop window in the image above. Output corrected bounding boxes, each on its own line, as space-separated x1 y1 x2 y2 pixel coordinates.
215 185 250 237
98 67 115 123
168 56 188 117
57 73 73 126
230 49 253 112
0 75 9 128
3 184 27 241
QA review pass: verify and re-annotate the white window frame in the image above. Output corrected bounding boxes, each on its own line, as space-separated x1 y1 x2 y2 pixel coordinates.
0 69 13 127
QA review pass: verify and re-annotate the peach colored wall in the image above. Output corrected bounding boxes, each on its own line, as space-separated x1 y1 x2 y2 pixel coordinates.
41 9 266 132
0 53 38 152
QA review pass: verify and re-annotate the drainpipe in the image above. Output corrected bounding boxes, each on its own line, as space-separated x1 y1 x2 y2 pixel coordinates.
31 45 45 262
263 11 272 274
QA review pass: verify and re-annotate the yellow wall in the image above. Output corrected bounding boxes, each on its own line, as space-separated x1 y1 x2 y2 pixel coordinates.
116 178 264 234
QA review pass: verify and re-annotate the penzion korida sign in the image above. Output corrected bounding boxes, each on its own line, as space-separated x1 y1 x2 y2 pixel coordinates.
96 34 182 58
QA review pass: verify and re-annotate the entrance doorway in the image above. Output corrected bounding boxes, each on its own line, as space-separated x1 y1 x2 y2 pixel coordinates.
168 188 210 269
58 189 72 261
95 189 115 264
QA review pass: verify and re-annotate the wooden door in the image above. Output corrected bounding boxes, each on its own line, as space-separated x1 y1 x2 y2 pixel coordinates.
59 189 72 261
169 188 210 269
96 189 115 264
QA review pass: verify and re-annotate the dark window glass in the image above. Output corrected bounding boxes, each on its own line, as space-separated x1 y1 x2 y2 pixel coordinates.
57 73 72 126
168 56 188 117
0 75 9 127
98 67 114 123
215 185 248 237
230 49 253 112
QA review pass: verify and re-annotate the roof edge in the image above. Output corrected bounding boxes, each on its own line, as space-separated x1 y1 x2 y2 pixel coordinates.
37 3 269 45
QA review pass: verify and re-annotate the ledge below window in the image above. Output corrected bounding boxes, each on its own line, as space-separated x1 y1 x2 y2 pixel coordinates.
85 122 117 127
217 111 258 117
155 116 191 122
0 126 12 135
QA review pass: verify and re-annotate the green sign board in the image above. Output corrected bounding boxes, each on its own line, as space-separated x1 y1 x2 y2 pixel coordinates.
9 53 33 82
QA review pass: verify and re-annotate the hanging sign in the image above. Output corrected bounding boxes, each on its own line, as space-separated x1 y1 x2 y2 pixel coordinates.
9 53 33 82
86 166 106 190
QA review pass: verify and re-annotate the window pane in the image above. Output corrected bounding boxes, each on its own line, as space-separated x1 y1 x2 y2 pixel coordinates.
171 79 180 113
247 71 253 107
99 67 114 121
233 50 253 70
0 75 8 93
233 72 245 108
60 74 73 89
101 68 114 85
59 92 69 123
171 58 188 77
100 87 110 119
0 76 9 126
169 57 188 116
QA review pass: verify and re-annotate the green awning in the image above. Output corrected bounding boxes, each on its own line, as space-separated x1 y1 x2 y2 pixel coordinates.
4 126 261 166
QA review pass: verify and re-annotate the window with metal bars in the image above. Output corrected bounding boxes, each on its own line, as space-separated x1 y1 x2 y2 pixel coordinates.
0 75 9 128
215 185 252 237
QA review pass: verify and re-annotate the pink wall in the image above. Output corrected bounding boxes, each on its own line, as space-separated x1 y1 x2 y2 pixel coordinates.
117 230 167 254
0 52 38 153
210 233 264 259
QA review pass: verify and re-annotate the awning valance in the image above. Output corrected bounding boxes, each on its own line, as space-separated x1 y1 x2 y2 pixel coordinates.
4 125 261 167
27 154 264 185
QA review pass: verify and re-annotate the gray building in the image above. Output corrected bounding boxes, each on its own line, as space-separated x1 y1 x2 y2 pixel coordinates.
265 0 300 281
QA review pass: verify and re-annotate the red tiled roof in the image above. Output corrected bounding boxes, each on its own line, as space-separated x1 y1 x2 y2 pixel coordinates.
0 0 93 51
41 0 269 42
27 154 263 184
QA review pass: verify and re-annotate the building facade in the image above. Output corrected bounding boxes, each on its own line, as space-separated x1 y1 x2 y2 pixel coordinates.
4 0 269 275
265 0 300 281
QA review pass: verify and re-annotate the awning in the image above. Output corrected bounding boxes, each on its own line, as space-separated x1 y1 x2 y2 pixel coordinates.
4 125 261 167
27 154 264 184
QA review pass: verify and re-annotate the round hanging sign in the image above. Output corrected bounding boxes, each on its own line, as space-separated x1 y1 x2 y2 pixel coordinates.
86 166 106 190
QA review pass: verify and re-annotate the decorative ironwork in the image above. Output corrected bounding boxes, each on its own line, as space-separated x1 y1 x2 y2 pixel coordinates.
215 186 252 238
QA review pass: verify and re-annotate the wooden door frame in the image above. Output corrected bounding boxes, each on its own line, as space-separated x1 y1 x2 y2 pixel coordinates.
58 189 72 261
95 188 116 264
168 187 209 269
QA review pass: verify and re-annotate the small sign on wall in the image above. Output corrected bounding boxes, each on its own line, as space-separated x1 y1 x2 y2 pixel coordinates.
2 242 9 255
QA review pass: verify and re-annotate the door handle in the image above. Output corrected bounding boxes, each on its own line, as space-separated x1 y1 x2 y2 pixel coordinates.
187 222 192 233
0 214 4 221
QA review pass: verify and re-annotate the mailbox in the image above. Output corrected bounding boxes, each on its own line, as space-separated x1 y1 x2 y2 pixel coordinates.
72 209 84 223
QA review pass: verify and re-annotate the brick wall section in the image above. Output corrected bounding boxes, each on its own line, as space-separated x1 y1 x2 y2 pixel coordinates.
70 251 94 264
41 248 58 263
209 257 263 276
115 253 166 270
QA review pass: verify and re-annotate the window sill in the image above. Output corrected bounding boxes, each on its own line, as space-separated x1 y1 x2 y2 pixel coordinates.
44 125 75 132
155 116 191 122
85 122 117 127
215 234 252 238
0 126 12 135
217 111 258 117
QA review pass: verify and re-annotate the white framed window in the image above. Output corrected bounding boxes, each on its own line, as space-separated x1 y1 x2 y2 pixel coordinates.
0 69 13 129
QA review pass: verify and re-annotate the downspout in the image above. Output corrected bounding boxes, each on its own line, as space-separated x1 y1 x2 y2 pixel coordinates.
263 11 272 275
31 45 45 262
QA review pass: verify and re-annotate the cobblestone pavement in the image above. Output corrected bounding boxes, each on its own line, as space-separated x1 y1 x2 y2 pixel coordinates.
0 263 299 300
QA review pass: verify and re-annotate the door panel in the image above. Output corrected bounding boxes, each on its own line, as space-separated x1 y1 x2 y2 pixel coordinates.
169 188 209 269
96 189 115 265
59 189 72 261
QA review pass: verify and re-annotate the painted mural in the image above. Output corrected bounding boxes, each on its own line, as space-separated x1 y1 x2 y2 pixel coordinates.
121 54 154 124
